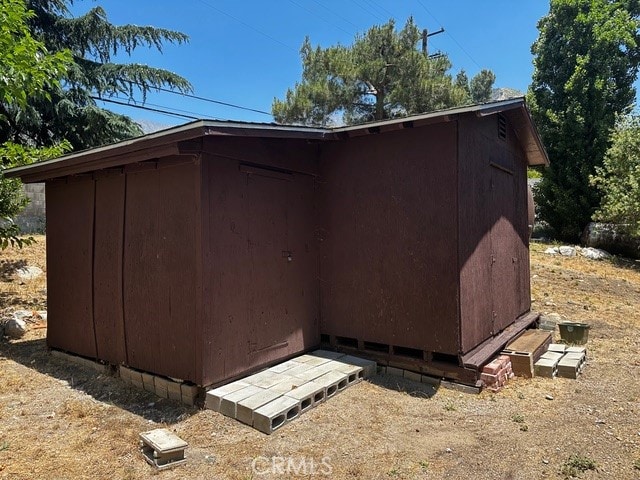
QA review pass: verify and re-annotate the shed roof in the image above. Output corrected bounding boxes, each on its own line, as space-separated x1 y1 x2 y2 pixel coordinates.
5 98 548 183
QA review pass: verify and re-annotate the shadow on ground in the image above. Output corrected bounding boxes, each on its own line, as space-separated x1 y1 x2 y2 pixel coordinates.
367 373 439 399
0 337 198 424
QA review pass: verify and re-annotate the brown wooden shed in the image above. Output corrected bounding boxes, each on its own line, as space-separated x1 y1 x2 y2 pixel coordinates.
6 98 548 386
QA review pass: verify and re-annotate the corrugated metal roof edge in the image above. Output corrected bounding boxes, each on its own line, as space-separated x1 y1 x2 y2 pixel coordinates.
5 97 548 181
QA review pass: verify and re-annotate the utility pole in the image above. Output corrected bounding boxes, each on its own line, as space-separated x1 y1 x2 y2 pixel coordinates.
421 27 445 57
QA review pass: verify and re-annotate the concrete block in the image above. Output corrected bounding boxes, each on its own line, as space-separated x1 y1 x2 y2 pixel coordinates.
167 380 182 402
125 367 143 385
377 365 387 375
403 370 421 382
540 351 564 362
181 384 200 406
267 360 304 374
314 371 349 398
51 351 110 374
281 363 316 378
119 365 132 382
333 363 364 385
154 376 170 399
310 350 345 360
290 362 337 382
557 355 583 379
548 343 567 353
386 366 404 378
236 389 283 426
295 354 332 366
267 378 300 394
284 380 326 413
566 346 587 356
336 355 377 378
534 357 558 378
219 385 264 419
205 382 249 411
253 396 301 435
244 371 294 389
141 372 156 393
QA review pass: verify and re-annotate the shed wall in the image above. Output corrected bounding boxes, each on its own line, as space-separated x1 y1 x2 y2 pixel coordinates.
318 123 460 355
200 138 320 386
458 113 531 353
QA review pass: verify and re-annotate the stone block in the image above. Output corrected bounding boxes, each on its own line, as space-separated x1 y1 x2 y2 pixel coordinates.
284 380 326 413
421 374 441 386
141 372 156 393
253 396 301 435
336 355 377 378
181 384 200 406
205 382 249 411
154 376 170 399
167 380 182 402
236 389 283 426
310 350 345 360
219 385 264 419
386 366 404 378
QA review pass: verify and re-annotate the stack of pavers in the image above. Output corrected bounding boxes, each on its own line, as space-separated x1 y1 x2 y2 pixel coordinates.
205 350 376 434
534 344 587 379
480 355 514 392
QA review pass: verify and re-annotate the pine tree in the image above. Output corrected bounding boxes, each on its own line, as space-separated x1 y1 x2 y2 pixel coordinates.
0 0 192 150
272 18 495 126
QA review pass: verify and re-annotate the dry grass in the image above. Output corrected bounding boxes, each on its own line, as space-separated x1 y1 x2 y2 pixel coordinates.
1 238 639 479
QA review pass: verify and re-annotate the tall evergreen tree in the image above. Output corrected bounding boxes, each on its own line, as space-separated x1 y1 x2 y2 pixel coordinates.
0 0 192 150
272 18 495 126
529 0 640 241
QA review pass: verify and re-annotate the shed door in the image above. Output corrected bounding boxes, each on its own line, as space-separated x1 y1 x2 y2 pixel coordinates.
245 169 317 355
489 165 519 333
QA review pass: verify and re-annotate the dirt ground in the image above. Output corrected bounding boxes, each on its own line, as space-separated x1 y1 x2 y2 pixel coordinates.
1 236 639 479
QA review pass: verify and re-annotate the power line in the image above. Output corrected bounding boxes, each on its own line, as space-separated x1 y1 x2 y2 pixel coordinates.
138 84 272 116
350 0 386 23
197 0 298 53
310 0 361 30
287 0 354 36
92 96 201 120
415 0 482 70
366 0 396 20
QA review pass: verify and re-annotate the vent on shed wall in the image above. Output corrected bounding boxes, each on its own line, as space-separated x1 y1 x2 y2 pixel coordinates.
498 114 507 140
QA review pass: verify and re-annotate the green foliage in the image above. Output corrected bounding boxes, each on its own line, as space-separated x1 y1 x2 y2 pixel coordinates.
560 454 597 478
0 0 192 150
527 168 543 179
591 115 640 235
529 0 640 242
0 0 72 248
273 18 495 126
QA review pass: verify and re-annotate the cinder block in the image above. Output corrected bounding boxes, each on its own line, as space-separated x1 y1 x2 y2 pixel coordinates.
205 382 249 411
404 370 421 383
284 380 326 412
167 380 182 402
267 360 304 374
333 363 364 385
548 343 567 353
314 371 348 398
219 385 264 418
540 351 564 362
534 357 558 378
336 355 377 378
310 350 345 360
267 378 300 394
244 371 294 389
295 354 332 366
236 389 283 425
386 366 404 378
126 368 143 385
557 355 583 379
141 373 156 393
290 362 336 382
51 350 108 374
181 384 200 406
119 366 133 383
154 376 170 399
565 346 587 356
253 396 301 435
281 363 316 378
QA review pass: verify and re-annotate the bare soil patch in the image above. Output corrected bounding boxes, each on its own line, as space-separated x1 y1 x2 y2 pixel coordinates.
1 238 639 479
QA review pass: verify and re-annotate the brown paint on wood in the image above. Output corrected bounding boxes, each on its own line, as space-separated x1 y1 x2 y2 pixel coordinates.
93 174 126 364
319 124 460 355
45 178 97 358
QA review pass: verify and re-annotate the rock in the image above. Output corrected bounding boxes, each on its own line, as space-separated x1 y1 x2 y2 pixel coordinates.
4 318 27 339
545 394 554 401
581 247 612 260
558 246 576 256
544 247 559 255
539 313 562 331
15 266 43 281
13 310 33 321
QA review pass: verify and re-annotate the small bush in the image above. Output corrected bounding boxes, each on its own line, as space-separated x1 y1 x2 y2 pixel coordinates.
560 454 597 478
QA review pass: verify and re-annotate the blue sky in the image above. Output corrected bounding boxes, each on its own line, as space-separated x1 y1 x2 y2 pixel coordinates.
71 1 551 127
